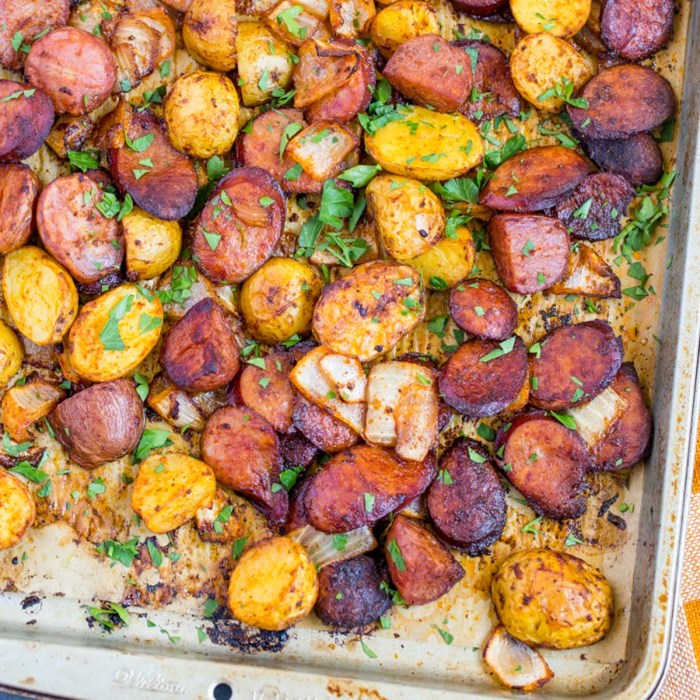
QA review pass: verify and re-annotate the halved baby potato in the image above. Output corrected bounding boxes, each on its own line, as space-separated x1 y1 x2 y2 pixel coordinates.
183 0 238 72
123 207 182 280
2 246 78 346
227 536 319 631
0 470 36 551
0 320 24 389
132 452 217 534
511 0 591 38
67 284 164 383
370 0 439 58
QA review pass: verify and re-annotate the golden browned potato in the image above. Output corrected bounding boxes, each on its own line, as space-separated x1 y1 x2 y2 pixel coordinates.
370 0 439 58
227 536 318 631
366 175 444 260
510 33 592 112
164 71 240 159
132 452 217 533
365 106 484 181
122 207 182 280
492 549 613 649
183 0 238 71
240 257 323 344
405 224 476 287
2 246 78 346
0 470 36 551
2 379 65 442
511 0 591 38
0 320 23 389
235 21 295 107
67 284 164 383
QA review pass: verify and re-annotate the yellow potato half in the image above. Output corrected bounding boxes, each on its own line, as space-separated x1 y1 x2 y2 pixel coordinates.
183 0 238 72
511 0 592 38
0 470 36 551
0 320 23 389
370 0 439 58
405 224 476 287
123 207 182 280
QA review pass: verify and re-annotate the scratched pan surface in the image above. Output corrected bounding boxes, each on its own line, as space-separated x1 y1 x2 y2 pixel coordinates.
0 1 699 699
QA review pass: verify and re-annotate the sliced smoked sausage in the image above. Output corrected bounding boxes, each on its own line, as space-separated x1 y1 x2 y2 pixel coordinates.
449 278 518 341
600 0 674 61
583 133 664 188
292 395 360 453
0 164 40 254
448 0 508 16
0 80 55 162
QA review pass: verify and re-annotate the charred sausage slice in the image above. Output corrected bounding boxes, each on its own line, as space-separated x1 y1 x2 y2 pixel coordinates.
439 335 528 418
530 320 623 410
286 473 314 531
25 27 117 115
36 173 123 283
384 514 465 606
192 167 285 284
600 0 674 61
0 164 40 254
495 412 590 519
448 0 508 16
0 80 54 162
449 278 518 341
489 214 570 294
292 395 360 453
480 146 591 212
427 440 506 555
280 432 318 472
583 133 664 188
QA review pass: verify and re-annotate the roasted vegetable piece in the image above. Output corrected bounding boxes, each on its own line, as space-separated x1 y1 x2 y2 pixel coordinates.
511 0 591 38
480 146 591 212
147 374 206 432
0 81 54 163
24 27 117 115
183 0 237 71
384 514 465 605
318 353 366 404
45 115 94 160
3 246 78 347
447 0 507 16
549 244 621 299
132 452 217 533
315 556 391 628
292 395 360 453
492 549 613 648
196 489 245 543
583 133 664 188
123 208 182 281
0 164 40 254
2 378 65 442
449 278 518 341
159 0 193 10
160 298 239 393
265 0 326 48
495 412 590 519
312 261 424 362
304 445 437 533
0 470 36 551
530 320 623 410
0 321 23 389
329 0 376 38
405 225 476 287
286 121 357 181
370 0 439 58
227 536 318 631
427 440 506 555
49 379 144 469
568 65 675 140
439 336 528 418
600 0 674 60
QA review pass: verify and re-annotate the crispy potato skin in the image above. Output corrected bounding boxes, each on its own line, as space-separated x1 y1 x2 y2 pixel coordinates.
600 0 674 60
450 278 518 341
123 208 182 280
241 258 323 344
183 0 238 71
0 164 40 254
530 320 623 410
160 298 240 393
313 261 424 362
385 514 465 605
2 378 65 442
0 470 36 551
292 395 360 453
492 549 613 649
405 225 475 287
49 378 144 469
228 536 318 631
583 133 664 188
511 0 591 38
370 0 439 58
568 65 675 140
0 81 55 163
3 246 78 346
0 320 24 389
132 452 217 534
25 27 117 115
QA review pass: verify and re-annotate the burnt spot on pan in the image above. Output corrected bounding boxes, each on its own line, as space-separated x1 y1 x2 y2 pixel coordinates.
206 612 289 653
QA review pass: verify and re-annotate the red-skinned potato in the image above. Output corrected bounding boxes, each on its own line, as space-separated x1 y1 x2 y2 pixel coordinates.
0 81 55 163
0 164 40 254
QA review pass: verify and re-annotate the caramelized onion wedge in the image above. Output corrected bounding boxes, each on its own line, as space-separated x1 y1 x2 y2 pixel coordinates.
1 379 65 442
289 523 377 569
567 384 627 447
147 374 205 432
483 625 554 692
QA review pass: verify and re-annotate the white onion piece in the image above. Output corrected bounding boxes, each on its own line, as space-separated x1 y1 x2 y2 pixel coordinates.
289 524 376 569
568 384 628 448
318 352 366 403
147 377 205 431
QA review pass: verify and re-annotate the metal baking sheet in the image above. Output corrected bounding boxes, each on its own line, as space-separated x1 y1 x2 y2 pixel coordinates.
1 1 700 698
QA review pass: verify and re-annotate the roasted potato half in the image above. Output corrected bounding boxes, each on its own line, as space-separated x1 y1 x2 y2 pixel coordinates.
123 207 182 280
3 246 78 346
0 321 24 389
370 0 439 58
2 379 65 442
132 452 217 534
0 470 36 551
183 0 238 72
405 225 476 287
67 284 164 383
511 0 591 38
227 536 318 631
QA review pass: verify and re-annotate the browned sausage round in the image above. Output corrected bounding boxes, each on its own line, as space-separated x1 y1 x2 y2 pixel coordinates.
201 406 288 526
554 173 635 242
0 164 40 254
280 432 318 472
530 320 623 410
583 133 664 188
36 173 124 283
0 80 55 162
25 27 117 115
600 0 674 60
109 108 198 221
427 440 506 555
292 395 360 453
384 514 465 606
453 40 521 121
448 0 508 16
160 298 240 392
449 278 518 341
192 167 285 283
495 412 590 519
438 335 528 418
383 35 472 113
489 214 570 294
48 378 144 469
568 65 675 140
480 146 591 212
